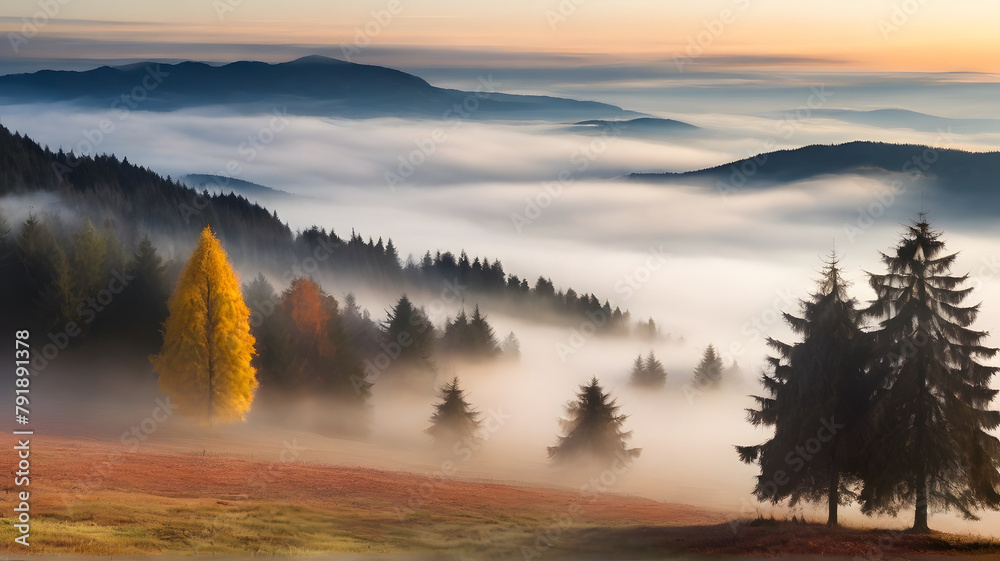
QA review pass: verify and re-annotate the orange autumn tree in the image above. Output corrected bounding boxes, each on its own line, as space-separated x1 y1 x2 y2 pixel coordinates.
151 226 258 425
282 277 335 387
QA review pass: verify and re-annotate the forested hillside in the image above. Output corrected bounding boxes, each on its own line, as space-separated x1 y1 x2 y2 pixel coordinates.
0 123 656 350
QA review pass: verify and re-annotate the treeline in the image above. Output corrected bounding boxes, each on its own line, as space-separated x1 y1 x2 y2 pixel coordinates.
0 122 658 336
2 216 517 397
293 226 646 335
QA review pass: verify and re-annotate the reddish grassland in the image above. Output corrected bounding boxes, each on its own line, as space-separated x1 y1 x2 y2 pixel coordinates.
1 435 998 558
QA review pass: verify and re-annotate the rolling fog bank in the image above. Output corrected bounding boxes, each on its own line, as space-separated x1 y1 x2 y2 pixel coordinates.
3 98 1000 538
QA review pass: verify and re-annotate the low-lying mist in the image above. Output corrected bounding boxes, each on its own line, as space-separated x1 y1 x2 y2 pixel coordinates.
6 102 1000 537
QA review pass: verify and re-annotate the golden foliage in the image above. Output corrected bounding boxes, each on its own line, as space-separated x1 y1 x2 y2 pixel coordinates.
151 226 257 424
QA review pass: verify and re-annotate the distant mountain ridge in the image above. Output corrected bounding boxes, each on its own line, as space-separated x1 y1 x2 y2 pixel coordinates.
632 141 1000 185
0 56 641 121
631 141 1000 213
180 174 290 199
768 108 1000 134
567 117 699 139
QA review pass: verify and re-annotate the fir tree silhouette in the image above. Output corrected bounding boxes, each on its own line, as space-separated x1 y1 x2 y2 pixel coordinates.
548 377 640 467
427 377 482 448
630 350 667 388
860 214 1000 532
737 252 874 526
692 344 724 389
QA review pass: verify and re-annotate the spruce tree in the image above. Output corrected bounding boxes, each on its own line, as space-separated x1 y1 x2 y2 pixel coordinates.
736 254 874 526
500 331 520 360
692 344 724 389
644 351 667 384
441 308 472 353
342 292 382 363
427 377 481 447
469 305 500 357
724 361 745 382
243 273 290 391
71 221 107 298
120 234 170 350
629 355 645 384
860 214 1000 532
383 294 436 377
0 208 10 247
630 351 667 388
548 377 640 467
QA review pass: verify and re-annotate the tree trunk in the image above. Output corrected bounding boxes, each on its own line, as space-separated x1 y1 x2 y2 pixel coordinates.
911 342 929 533
827 468 839 527
913 477 929 532
912 413 929 532
208 361 214 426
205 275 215 427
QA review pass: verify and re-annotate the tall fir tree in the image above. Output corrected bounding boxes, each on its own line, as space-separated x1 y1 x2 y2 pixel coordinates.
500 331 521 360
383 294 436 379
72 221 107 290
692 344 724 389
469 305 501 357
441 308 472 353
860 214 1000 532
630 351 667 388
119 234 170 351
243 273 291 391
427 377 482 447
151 226 258 425
736 254 874 526
341 292 382 366
548 377 641 467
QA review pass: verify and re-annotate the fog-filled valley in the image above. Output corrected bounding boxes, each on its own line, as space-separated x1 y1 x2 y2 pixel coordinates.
2 55 1000 551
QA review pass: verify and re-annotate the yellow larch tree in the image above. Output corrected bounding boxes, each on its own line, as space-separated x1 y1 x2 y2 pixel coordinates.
151 226 258 424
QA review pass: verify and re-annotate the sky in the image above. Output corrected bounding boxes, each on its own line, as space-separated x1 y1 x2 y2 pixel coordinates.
1 0 1000 74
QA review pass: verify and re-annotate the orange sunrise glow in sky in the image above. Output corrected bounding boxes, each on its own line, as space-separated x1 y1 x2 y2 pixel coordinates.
0 0 998 73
